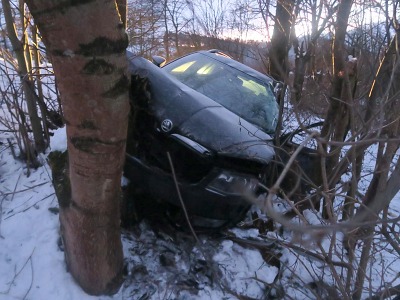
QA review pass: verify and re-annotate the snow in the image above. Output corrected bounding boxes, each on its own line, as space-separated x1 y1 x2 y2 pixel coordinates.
0 126 281 300
348 55 357 62
0 128 99 300
49 127 67 151
213 240 277 294
1 109 400 299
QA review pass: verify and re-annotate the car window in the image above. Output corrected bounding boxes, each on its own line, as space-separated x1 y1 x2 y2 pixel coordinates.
169 61 195 73
239 76 267 95
163 53 279 134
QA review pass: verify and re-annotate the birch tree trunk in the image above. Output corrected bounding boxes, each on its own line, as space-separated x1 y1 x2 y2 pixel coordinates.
25 0 129 295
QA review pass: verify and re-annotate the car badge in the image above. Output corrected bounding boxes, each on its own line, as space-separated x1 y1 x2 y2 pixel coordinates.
161 119 173 132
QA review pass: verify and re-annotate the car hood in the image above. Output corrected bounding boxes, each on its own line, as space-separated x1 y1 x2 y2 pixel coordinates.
128 54 275 164
179 107 274 163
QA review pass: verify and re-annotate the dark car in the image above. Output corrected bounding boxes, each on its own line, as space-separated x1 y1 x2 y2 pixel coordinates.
124 50 307 226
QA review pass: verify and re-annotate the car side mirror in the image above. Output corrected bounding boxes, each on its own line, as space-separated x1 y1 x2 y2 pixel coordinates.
279 121 323 148
272 81 283 95
152 56 166 67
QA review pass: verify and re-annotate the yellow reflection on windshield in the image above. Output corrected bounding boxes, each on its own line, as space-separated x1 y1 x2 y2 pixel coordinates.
197 64 215 75
171 61 195 73
239 76 267 96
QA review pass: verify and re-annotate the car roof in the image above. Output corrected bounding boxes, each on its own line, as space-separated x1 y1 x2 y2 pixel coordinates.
167 49 277 86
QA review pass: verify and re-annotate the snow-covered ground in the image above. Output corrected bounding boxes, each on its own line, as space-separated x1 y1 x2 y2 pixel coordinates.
0 127 279 300
1 116 400 299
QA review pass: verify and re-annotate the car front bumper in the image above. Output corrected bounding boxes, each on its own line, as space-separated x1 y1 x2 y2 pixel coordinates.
124 154 255 222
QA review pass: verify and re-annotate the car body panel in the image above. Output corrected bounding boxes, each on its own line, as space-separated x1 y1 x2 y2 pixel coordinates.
127 52 275 164
124 154 252 220
125 50 281 223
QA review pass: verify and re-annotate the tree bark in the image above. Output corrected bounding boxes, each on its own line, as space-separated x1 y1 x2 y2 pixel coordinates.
319 0 354 219
163 0 170 60
291 3 337 103
269 0 295 84
320 0 353 143
31 21 51 142
25 0 129 295
2 0 46 153
116 0 127 28
344 31 400 297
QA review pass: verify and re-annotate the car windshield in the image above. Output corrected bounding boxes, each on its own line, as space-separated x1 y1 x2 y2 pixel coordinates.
163 53 279 134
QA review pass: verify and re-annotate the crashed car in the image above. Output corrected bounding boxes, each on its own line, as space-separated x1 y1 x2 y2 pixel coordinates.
124 50 284 226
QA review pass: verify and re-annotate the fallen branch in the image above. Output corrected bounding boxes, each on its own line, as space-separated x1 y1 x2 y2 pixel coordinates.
0 181 49 196
22 254 34 300
364 283 400 300
4 193 55 220
0 247 35 295
167 152 232 294
227 235 351 270
0 196 5 239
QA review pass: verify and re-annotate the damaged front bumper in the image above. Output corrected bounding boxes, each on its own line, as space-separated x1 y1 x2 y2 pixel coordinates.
124 154 257 222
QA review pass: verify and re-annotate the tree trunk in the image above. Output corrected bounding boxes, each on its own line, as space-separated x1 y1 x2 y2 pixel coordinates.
2 0 46 153
320 0 353 143
269 0 295 85
25 0 129 295
116 0 127 28
268 0 295 143
163 0 170 60
291 3 337 103
31 21 51 142
319 0 354 219
292 41 307 102
352 32 400 224
344 31 400 297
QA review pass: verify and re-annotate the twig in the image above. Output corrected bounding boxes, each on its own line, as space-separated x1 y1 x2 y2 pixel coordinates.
253 183 400 236
227 235 352 269
4 193 55 220
22 254 34 300
380 226 400 257
364 283 400 300
7 138 16 159
166 152 231 293
0 247 35 295
0 196 5 239
10 172 22 202
0 181 49 196
166 152 200 244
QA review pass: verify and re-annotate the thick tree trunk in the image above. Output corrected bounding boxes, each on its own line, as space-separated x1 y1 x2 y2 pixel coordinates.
269 0 295 84
320 0 353 142
25 0 129 295
319 0 354 219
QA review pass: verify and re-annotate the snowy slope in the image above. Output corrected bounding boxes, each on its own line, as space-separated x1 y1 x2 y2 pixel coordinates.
1 112 400 299
0 127 279 300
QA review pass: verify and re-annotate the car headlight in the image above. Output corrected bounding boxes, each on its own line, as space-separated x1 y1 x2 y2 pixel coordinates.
206 170 259 195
